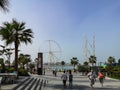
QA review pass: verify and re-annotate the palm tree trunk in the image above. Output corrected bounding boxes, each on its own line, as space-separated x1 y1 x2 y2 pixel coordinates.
14 41 18 72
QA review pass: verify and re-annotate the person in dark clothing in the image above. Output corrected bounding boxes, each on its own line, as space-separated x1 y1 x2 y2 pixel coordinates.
69 70 73 88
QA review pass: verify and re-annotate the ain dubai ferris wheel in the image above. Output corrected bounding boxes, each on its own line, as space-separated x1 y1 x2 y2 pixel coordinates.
39 40 62 65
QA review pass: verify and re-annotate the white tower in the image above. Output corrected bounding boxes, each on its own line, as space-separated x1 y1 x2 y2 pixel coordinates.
83 35 95 62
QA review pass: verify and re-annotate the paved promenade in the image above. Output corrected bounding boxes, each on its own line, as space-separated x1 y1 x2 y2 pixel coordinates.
34 72 120 90
1 72 120 90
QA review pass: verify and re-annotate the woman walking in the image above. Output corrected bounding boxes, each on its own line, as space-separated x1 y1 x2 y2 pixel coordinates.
98 71 105 87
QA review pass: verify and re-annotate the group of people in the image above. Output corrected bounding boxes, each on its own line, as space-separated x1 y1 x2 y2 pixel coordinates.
61 69 105 89
87 70 105 88
61 70 73 88
53 69 57 77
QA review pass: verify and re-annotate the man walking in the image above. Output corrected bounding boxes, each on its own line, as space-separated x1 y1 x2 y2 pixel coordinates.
87 70 97 88
61 70 67 88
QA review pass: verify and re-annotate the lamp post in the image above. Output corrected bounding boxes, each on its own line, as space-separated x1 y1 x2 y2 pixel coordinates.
5 48 14 68
0 45 15 69
7 52 12 68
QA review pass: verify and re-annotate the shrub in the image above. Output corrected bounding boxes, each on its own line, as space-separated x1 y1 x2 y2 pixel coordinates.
8 67 15 73
18 68 29 76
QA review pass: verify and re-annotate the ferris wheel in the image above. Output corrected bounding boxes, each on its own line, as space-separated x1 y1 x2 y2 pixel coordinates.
39 40 62 65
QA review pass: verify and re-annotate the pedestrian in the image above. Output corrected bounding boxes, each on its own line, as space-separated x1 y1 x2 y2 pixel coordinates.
54 69 57 77
98 70 105 87
69 70 73 88
87 70 97 88
61 70 67 88
44 68 45 75
52 70 55 76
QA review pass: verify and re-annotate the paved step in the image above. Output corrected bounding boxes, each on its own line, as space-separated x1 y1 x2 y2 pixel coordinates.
12 77 48 90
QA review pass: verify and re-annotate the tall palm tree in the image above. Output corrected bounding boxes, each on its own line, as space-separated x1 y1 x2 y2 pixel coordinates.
0 0 9 12
107 56 115 66
89 55 96 66
0 19 33 72
71 57 79 69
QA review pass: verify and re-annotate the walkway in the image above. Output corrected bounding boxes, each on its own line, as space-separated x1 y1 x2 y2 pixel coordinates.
1 72 120 90
36 72 120 90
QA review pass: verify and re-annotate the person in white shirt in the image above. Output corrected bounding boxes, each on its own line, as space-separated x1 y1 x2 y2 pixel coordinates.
61 70 67 88
87 70 97 87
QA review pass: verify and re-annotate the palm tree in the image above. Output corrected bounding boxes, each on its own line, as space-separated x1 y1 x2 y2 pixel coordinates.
24 54 31 71
18 54 31 69
18 54 26 69
107 56 115 66
61 61 65 70
29 63 35 73
83 61 89 66
0 0 9 12
0 19 33 72
71 57 79 69
89 55 96 66
61 61 65 66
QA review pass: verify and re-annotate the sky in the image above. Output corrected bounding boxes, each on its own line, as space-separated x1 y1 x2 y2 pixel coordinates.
0 0 120 64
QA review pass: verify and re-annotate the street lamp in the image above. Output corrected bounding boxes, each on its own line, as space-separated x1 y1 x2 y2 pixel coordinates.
6 48 14 68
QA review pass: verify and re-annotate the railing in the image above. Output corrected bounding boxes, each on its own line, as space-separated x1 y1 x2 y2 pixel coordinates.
0 73 17 84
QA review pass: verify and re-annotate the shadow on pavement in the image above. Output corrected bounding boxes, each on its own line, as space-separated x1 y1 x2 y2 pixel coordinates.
94 87 120 90
45 84 120 90
45 84 90 90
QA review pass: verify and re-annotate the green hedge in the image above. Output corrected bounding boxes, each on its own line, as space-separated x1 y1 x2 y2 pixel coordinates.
106 66 120 80
18 68 29 76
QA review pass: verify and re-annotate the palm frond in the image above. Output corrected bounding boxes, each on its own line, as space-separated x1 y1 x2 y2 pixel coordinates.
0 0 9 12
